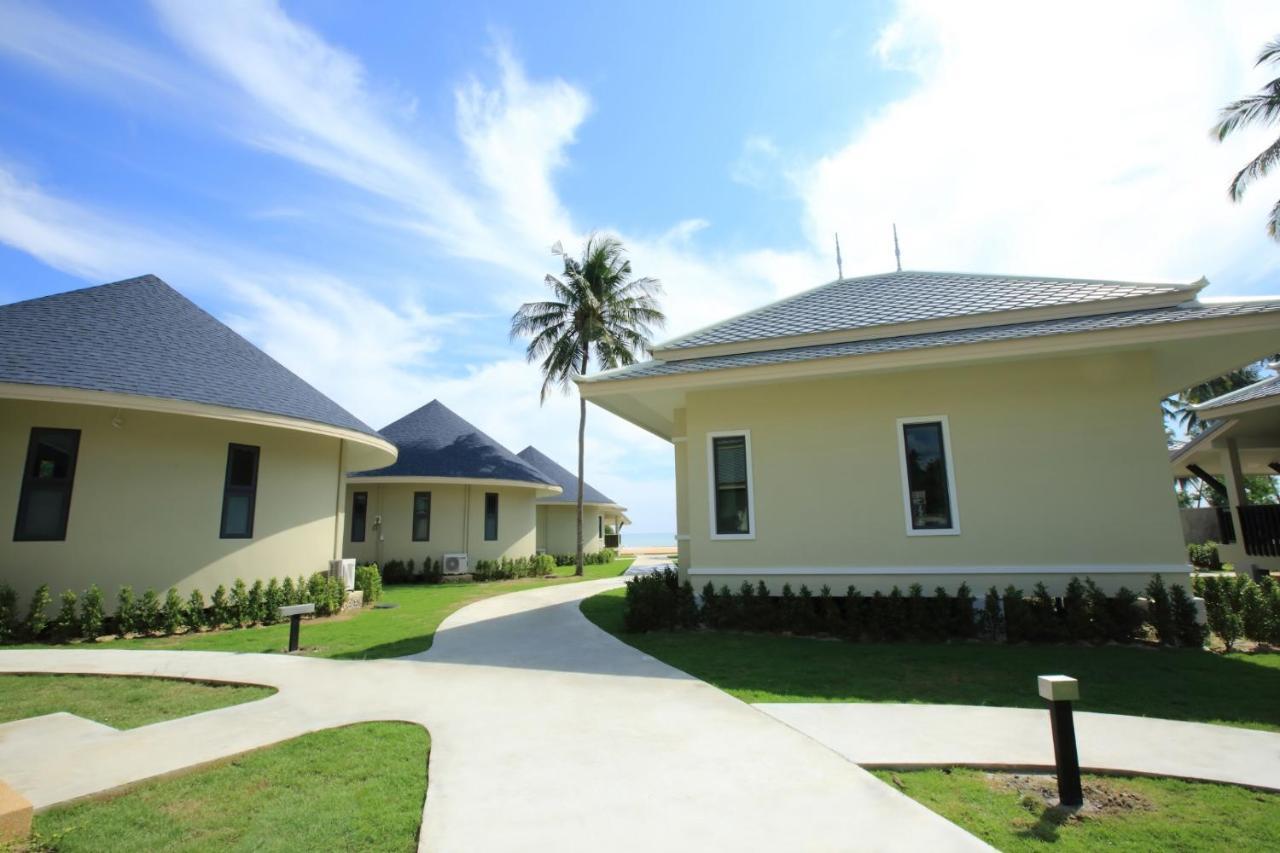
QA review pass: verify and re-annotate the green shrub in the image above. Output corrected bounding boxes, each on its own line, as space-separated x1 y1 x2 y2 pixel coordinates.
979 587 1001 640
264 578 283 623
355 564 382 604
1145 575 1175 645
406 558 417 582
162 587 185 635
905 584 927 639
864 590 886 640
229 579 250 628
1062 577 1090 642
307 572 330 615
80 585 104 641
0 583 17 643
54 589 79 641
844 586 863 640
677 580 699 628
1187 541 1221 570
623 569 684 632
818 585 842 635
925 586 949 641
1108 587 1143 643
1084 578 1113 644
24 584 51 641
248 580 266 624
749 580 775 631
382 559 411 584
281 577 296 608
327 576 344 614
952 582 977 639
185 589 206 632
1240 579 1269 641
534 554 556 577
116 586 137 637
295 575 308 605
881 586 907 640
209 585 230 628
138 589 162 635
1170 583 1206 648
1266 582 1280 644
778 583 799 632
1001 586 1031 643
1027 583 1063 642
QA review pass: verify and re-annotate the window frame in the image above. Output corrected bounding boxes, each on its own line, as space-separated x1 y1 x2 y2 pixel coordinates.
219 443 260 540
706 429 756 541
412 491 432 542
483 492 499 541
597 514 603 540
13 426 81 542
896 415 961 537
351 491 368 543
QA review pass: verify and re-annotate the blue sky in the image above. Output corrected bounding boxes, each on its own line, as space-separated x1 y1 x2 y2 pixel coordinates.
1 0 1278 533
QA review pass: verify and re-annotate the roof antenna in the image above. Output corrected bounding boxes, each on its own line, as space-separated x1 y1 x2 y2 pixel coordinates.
893 223 902 272
834 232 844 280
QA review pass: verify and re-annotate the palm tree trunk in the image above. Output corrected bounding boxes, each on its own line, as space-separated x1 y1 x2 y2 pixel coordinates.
575 349 588 577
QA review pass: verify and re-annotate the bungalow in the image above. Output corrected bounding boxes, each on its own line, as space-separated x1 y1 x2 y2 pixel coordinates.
516 445 629 553
577 270 1280 595
342 401 559 570
1171 373 1280 577
0 275 397 603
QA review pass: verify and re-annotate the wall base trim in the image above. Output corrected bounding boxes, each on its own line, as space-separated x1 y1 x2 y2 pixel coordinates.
688 564 1189 577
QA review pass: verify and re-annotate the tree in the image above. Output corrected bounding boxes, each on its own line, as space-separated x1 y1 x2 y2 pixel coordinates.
510 235 664 575
1214 36 1280 239
1164 362 1263 435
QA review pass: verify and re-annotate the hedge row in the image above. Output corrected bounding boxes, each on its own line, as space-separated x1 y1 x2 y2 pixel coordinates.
1187 541 1222 570
377 549 618 584
1196 574 1280 650
625 571 1208 647
0 572 350 645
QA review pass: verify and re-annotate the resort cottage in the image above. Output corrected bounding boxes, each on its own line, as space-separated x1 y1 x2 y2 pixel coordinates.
0 276 396 602
516 445 629 553
578 270 1280 595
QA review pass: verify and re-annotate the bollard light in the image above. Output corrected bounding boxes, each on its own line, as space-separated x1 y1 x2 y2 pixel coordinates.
1038 674 1083 807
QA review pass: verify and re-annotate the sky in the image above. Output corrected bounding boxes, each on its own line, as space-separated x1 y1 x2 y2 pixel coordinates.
1 0 1278 534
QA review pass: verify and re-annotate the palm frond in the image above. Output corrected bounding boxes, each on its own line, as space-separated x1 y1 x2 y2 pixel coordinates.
1213 85 1280 141
1257 37 1280 67
1228 136 1280 201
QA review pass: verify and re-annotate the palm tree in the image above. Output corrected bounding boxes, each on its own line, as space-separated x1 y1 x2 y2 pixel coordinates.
1214 36 1280 239
510 234 664 576
1164 363 1264 435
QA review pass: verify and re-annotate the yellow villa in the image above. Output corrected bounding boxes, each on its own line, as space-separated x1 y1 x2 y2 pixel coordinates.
516 445 629 554
0 275 397 603
342 400 560 573
578 270 1280 595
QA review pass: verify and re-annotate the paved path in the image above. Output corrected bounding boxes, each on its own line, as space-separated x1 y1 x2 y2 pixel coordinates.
756 703 1280 791
0 575 987 852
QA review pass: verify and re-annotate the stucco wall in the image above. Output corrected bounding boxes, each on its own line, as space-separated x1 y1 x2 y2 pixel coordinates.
535 504 610 554
343 482 538 566
677 350 1187 593
1 398 343 603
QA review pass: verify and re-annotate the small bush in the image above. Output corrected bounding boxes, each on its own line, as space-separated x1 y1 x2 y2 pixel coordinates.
952 582 977 639
162 587 185 635
906 584 927 639
209 585 230 628
1062 577 1090 642
307 572 330 615
818 585 842 635
248 580 266 625
844 586 863 640
116 586 137 637
534 554 556 577
54 589 79 641
0 584 17 643
1170 583 1206 648
138 589 162 635
1187 541 1221 570
1001 586 1031 643
230 579 250 628
1084 579 1113 644
185 589 206 632
1108 587 1143 643
1145 575 1175 645
1240 580 1270 642
24 584 51 641
623 569 684 632
295 576 308 605
281 577 296 609
979 587 1001 640
264 578 283 624
355 564 382 604
1027 583 1064 643
382 559 411 584
80 585 105 641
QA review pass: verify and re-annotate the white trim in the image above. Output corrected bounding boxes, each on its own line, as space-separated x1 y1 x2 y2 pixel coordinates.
896 415 961 536
687 564 1190 576
706 429 756 541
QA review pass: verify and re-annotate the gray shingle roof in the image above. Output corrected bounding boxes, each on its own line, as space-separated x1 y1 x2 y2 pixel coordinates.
0 275 380 438
1195 374 1280 414
516 446 619 506
352 400 556 485
592 299 1280 383
659 270 1195 351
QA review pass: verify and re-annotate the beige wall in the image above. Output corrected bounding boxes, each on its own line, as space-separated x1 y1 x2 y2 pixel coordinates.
534 504 614 554
343 482 538 566
677 350 1188 594
1 398 344 603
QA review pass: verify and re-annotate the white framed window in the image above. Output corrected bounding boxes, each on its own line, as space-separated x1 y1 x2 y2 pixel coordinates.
896 415 960 536
707 430 756 540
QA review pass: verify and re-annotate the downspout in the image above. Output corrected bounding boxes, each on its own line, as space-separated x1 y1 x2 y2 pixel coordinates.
331 440 345 560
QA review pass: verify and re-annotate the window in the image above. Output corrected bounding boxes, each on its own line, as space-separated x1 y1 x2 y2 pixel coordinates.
220 443 259 539
14 427 80 541
412 491 431 541
708 431 754 538
484 492 498 541
598 514 604 539
897 417 959 535
351 491 368 542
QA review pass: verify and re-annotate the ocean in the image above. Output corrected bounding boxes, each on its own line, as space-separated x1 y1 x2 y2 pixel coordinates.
620 531 676 548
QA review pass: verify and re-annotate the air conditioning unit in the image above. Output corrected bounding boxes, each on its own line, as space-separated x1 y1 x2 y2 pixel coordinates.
442 552 469 576
329 558 356 591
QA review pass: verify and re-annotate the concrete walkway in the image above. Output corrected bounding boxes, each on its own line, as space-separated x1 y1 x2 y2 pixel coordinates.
0 576 988 852
756 703 1280 791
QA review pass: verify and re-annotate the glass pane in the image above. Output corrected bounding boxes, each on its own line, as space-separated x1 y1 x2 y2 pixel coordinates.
19 488 66 538
413 515 430 541
903 422 953 529
713 436 747 486
715 486 750 535
414 494 429 514
352 493 367 541
228 447 257 487
484 493 498 540
713 436 750 535
223 494 252 537
31 434 75 480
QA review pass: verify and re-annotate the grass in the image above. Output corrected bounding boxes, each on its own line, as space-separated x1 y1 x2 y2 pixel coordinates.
581 587 1280 731
13 559 633 661
873 768 1280 852
28 722 428 853
0 674 273 729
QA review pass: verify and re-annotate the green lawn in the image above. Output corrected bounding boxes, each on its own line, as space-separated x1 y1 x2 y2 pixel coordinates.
13 559 632 661
581 587 1280 731
0 674 273 729
29 723 428 853
874 768 1280 852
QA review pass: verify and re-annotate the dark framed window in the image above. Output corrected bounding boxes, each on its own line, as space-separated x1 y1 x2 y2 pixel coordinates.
598 514 603 539
711 433 753 536
899 418 958 533
220 443 259 539
14 427 81 541
412 491 431 541
484 492 499 541
351 491 368 542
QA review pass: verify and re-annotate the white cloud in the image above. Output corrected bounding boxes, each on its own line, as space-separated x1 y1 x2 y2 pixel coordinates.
729 134 784 190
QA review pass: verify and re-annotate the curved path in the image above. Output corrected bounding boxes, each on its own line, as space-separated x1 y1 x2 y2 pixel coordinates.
1 577 986 851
